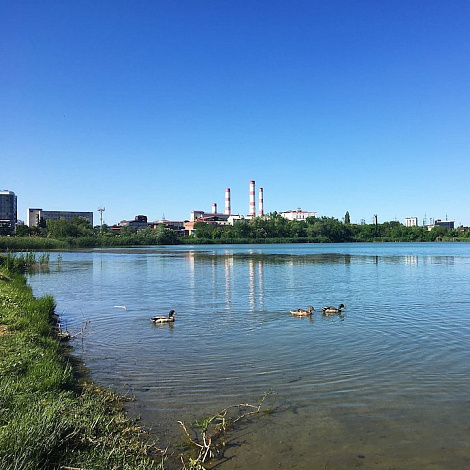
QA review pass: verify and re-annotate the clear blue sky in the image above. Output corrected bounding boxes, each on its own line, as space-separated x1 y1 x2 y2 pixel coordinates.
2 0 469 226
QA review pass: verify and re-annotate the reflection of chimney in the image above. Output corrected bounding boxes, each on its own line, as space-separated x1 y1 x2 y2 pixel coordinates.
249 180 256 217
212 203 217 214
225 188 231 215
259 188 264 216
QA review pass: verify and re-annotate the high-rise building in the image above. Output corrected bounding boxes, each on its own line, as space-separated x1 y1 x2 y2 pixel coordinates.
0 190 17 234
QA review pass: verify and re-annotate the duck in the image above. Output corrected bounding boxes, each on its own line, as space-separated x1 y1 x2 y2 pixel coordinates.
322 304 346 315
151 310 176 324
290 306 315 317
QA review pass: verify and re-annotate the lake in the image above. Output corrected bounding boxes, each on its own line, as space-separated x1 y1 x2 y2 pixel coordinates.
27 243 470 469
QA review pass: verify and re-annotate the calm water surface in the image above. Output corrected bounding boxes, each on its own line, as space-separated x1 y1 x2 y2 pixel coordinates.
27 243 470 469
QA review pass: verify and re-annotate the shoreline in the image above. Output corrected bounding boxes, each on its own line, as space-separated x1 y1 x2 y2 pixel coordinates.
0 259 163 469
1 227 469 252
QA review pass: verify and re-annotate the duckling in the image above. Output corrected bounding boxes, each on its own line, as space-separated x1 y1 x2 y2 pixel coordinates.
151 310 176 323
290 306 315 317
322 304 346 315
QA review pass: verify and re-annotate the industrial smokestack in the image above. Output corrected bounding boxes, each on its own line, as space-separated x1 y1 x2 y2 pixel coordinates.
249 180 256 217
258 188 264 216
225 188 231 215
212 203 217 214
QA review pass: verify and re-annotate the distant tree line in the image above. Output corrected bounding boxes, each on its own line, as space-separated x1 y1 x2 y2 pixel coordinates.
3 213 469 249
190 213 469 243
11 217 178 247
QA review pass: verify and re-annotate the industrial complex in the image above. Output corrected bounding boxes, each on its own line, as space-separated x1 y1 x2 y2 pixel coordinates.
0 180 460 235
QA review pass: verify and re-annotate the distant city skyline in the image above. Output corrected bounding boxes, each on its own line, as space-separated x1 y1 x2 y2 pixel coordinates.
2 1 469 226
8 183 463 228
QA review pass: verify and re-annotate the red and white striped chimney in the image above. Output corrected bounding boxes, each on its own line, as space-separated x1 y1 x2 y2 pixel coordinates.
212 203 217 214
225 188 231 215
258 187 264 216
249 180 256 217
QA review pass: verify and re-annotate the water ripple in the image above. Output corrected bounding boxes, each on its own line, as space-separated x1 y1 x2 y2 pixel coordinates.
27 244 470 468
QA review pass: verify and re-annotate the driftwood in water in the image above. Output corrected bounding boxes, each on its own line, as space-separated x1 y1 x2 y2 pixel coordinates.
179 390 274 469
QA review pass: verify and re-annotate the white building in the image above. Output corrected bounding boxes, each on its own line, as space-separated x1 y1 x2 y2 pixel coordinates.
280 208 317 221
405 217 418 227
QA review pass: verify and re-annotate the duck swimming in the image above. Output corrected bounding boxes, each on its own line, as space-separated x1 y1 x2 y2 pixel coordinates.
322 304 346 315
290 306 315 317
151 310 176 323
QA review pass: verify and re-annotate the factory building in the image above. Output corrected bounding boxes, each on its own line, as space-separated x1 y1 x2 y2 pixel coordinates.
27 209 93 227
186 187 233 233
185 210 232 236
184 179 319 238
427 219 455 231
0 190 17 234
186 181 317 235
185 184 256 235
280 208 317 221
188 182 265 223
117 215 149 230
110 216 187 235
150 218 186 236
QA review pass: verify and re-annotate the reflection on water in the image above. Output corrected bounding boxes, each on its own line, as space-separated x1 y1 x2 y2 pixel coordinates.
224 256 231 310
27 243 470 469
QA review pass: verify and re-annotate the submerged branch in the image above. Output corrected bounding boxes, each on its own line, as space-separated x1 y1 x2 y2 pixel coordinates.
178 390 274 468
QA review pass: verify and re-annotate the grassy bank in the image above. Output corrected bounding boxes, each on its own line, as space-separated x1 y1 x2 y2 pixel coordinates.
0 256 162 470
2 234 468 252
0 237 69 251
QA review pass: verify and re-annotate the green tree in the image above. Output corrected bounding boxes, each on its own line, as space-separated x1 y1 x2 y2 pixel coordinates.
15 225 31 237
46 217 94 238
231 220 252 239
193 222 216 239
427 226 447 241
265 212 290 237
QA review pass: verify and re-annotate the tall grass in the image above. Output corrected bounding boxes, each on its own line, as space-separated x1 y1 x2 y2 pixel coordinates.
0 252 50 273
0 265 162 469
0 236 68 251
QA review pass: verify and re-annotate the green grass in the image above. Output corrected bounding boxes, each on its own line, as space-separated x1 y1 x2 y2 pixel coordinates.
0 262 162 470
0 237 68 251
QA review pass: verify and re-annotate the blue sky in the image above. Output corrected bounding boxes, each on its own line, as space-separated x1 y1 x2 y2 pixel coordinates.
2 0 469 226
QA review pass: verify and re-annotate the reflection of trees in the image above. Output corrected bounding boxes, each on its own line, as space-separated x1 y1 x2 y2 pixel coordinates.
187 252 429 266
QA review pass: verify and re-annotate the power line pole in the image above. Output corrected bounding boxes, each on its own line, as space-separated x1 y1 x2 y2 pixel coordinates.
98 207 105 233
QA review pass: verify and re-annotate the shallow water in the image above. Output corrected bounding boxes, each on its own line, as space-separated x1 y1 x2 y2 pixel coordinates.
27 243 470 469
